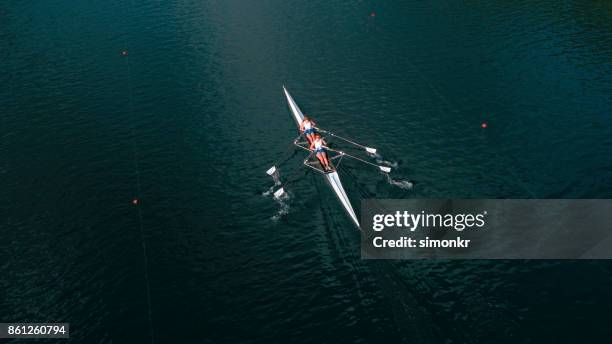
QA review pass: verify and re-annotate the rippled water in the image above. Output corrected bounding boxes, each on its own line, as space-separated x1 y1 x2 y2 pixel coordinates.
2 1 611 343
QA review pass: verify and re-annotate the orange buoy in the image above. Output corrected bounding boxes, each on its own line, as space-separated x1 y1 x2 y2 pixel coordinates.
370 12 376 17
132 198 139 205
121 51 128 56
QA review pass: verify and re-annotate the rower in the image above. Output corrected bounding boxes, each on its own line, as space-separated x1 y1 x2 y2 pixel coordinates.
310 133 332 172
299 115 317 144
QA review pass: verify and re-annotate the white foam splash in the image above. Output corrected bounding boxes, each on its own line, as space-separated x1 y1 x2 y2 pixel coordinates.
263 183 291 221
377 159 398 168
369 152 399 168
385 174 413 189
270 190 291 221
271 201 290 221
262 185 274 197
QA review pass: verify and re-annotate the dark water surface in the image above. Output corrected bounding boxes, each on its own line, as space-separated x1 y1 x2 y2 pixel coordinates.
2 1 612 343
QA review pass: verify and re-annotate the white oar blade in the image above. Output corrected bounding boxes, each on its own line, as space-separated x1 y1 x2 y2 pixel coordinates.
379 166 392 173
365 147 377 154
273 187 285 199
266 166 277 175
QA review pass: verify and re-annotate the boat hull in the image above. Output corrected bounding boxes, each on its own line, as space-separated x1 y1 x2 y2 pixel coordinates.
324 172 360 228
283 86 360 228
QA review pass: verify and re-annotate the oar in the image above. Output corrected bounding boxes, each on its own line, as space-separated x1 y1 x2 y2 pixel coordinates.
266 133 308 176
273 187 285 199
327 148 391 173
316 128 378 154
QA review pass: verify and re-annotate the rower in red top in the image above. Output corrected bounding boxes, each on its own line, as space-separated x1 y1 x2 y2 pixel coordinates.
310 133 333 172
299 115 317 144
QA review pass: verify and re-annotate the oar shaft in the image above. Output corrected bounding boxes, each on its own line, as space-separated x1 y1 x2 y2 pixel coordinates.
317 128 367 149
327 148 379 169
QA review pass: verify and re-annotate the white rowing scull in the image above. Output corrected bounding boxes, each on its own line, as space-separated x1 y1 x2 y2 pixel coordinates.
268 86 391 229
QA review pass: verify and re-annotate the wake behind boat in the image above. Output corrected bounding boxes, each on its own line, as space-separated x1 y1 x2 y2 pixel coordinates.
267 86 391 229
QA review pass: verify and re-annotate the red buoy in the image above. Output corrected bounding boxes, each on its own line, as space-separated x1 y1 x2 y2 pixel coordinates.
481 122 488 129
370 12 376 17
132 198 139 205
121 51 128 56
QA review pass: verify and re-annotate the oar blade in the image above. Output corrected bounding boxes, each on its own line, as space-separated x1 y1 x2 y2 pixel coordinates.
365 147 377 154
266 166 277 175
273 187 285 199
379 166 392 173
